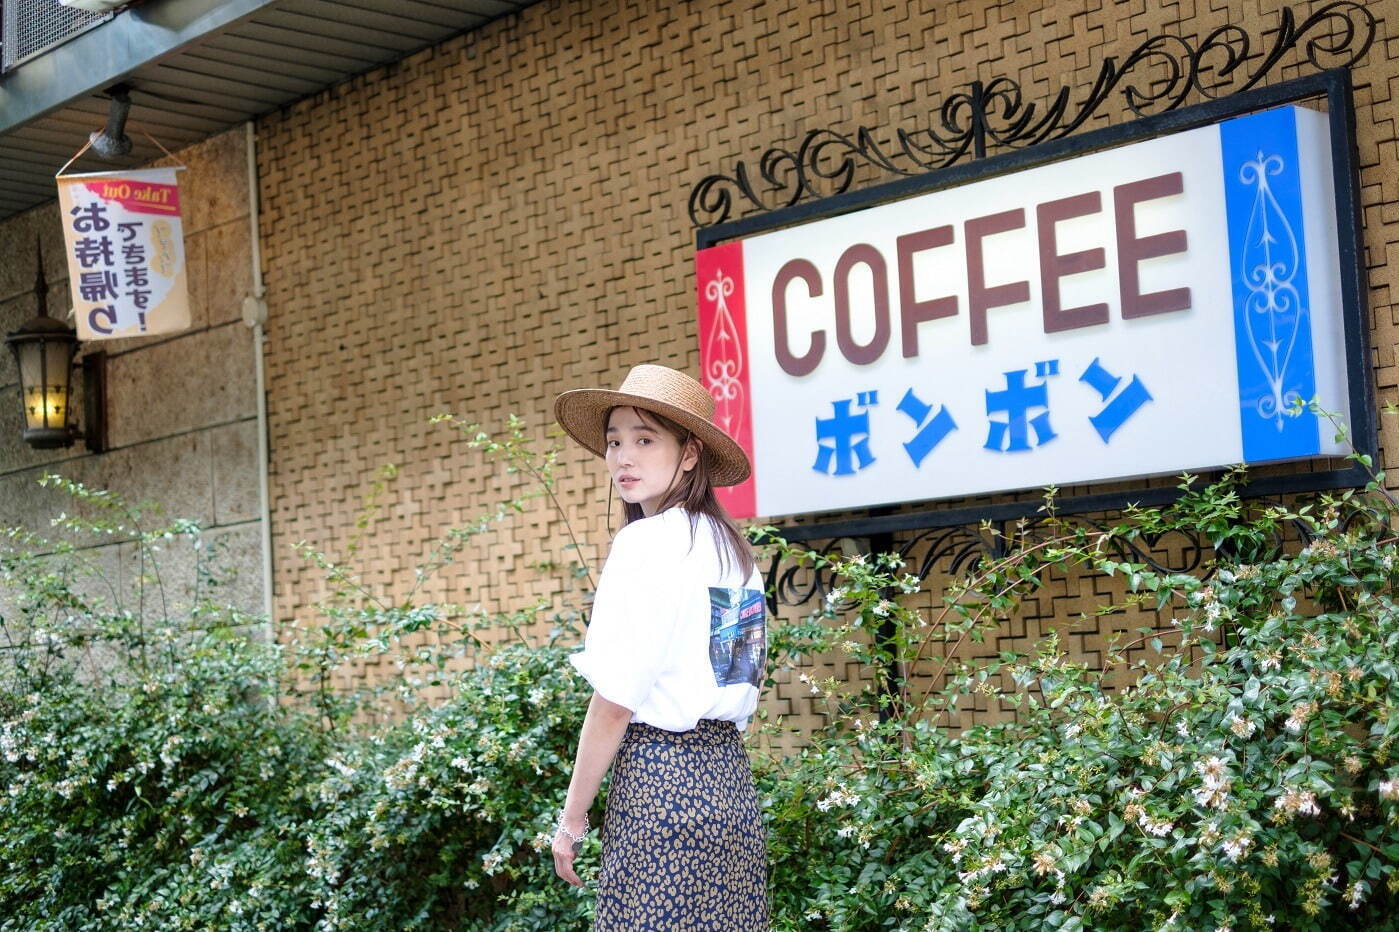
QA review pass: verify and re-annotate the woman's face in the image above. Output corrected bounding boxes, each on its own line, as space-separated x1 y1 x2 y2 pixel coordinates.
605 406 698 517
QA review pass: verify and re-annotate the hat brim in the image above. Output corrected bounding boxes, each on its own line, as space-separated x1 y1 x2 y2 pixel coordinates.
554 388 752 487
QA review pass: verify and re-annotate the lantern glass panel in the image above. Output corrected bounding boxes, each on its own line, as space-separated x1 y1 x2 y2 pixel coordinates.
17 338 75 431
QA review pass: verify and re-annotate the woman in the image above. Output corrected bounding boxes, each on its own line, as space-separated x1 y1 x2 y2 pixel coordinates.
551 364 770 930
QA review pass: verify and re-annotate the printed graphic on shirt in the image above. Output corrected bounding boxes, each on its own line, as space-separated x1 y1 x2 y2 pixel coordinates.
708 587 766 688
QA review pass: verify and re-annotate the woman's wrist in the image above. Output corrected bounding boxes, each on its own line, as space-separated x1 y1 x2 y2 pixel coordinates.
559 798 588 825
555 808 590 848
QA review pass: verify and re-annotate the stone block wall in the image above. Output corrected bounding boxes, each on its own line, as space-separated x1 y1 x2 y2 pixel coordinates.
0 127 266 630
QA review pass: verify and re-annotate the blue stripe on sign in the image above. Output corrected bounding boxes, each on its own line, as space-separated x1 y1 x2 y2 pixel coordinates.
1219 106 1320 462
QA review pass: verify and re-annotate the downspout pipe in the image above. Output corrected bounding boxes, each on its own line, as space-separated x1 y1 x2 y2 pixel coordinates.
241 120 274 639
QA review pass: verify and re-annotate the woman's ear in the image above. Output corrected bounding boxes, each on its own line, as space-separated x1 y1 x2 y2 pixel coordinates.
680 436 702 473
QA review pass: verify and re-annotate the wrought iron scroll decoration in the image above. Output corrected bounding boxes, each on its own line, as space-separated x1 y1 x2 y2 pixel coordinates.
761 500 1390 614
689 1 1375 228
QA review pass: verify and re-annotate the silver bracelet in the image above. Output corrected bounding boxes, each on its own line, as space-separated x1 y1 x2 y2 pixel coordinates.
555 810 589 853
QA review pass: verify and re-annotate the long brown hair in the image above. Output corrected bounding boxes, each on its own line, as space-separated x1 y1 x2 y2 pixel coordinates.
606 405 756 579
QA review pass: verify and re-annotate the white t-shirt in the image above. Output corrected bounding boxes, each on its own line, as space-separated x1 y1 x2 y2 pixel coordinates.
568 506 767 732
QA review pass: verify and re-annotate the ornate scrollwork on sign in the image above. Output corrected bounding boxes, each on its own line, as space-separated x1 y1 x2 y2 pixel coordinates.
689 2 1375 227
759 510 1303 613
763 537 860 611
1238 151 1306 429
702 268 746 439
762 492 1394 613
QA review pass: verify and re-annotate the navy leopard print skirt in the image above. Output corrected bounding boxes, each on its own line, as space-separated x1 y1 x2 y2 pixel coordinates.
596 719 770 931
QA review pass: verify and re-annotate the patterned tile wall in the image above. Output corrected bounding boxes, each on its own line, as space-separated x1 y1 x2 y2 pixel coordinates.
254 0 1399 746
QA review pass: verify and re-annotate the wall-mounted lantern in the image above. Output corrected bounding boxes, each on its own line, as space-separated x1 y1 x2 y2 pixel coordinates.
5 248 107 452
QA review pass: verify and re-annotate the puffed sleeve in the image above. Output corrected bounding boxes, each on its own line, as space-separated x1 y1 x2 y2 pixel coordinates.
568 520 681 712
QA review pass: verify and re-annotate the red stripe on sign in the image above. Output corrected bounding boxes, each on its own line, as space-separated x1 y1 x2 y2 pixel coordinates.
696 241 757 519
83 180 181 216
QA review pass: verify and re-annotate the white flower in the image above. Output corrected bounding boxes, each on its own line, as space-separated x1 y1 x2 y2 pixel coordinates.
825 587 847 607
326 757 356 778
816 788 860 811
1139 816 1174 837
1228 714 1257 738
956 852 1009 884
1193 757 1232 809
0 724 21 764
1284 701 1315 735
1221 832 1252 862
1196 756 1228 782
1378 778 1399 800
1274 787 1321 816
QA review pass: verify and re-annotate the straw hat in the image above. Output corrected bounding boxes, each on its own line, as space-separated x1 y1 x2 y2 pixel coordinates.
554 364 751 487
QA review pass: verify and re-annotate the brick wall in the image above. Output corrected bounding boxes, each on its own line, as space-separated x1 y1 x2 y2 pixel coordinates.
254 0 1399 744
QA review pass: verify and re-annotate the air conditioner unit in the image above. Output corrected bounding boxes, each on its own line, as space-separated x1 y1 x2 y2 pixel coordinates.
2 0 113 72
59 0 127 12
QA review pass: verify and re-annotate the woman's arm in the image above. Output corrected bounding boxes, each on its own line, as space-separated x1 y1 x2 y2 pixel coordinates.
552 690 633 887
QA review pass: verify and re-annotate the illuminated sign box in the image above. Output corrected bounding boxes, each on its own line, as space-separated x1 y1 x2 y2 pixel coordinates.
697 101 1365 522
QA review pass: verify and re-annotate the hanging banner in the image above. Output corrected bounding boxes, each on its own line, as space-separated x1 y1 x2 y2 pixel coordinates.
56 167 190 340
697 105 1353 520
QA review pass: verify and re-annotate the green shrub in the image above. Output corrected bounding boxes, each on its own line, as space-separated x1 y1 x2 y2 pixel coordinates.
757 465 1399 931
0 426 601 931
0 481 326 931
2 412 1397 930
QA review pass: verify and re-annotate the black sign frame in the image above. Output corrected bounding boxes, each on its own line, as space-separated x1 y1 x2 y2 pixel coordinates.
695 68 1375 543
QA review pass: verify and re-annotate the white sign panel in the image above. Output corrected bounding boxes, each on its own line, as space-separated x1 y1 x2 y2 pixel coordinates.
57 167 190 340
696 106 1349 520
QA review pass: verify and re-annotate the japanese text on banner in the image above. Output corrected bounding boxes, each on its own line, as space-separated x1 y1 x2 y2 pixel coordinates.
56 167 190 340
